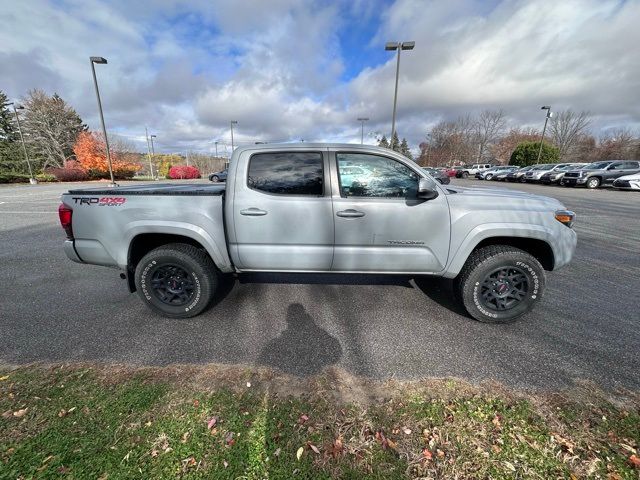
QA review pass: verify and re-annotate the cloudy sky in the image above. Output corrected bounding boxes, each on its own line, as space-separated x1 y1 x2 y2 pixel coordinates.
1 0 639 156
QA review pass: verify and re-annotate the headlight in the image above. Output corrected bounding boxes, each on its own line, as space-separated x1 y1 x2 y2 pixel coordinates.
555 210 576 228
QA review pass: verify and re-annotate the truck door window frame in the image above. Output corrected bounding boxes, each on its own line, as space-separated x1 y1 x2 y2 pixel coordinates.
246 150 327 197
333 151 425 201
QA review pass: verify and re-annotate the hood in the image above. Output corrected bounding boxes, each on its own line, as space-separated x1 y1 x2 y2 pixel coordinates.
445 185 563 207
617 173 640 181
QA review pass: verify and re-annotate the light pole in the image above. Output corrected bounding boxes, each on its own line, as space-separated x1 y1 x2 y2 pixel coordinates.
89 56 116 186
150 134 157 179
9 103 35 184
385 41 415 143
214 141 219 157
536 106 552 163
145 127 154 179
230 120 238 151
357 117 369 145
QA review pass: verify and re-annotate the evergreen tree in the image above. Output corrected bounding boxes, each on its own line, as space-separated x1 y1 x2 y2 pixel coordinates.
378 135 389 148
400 138 413 159
0 90 17 142
0 90 23 172
389 131 400 152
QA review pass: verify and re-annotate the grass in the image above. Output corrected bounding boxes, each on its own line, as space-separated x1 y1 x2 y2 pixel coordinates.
0 365 638 479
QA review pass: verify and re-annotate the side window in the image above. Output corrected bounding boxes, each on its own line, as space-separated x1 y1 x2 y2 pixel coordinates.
248 152 323 195
609 162 624 170
623 162 639 169
336 153 419 199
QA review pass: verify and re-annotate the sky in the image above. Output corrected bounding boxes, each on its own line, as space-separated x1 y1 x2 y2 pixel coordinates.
1 0 639 156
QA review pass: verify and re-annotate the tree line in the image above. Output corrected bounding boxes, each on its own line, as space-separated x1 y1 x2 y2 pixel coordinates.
414 109 640 167
0 89 226 183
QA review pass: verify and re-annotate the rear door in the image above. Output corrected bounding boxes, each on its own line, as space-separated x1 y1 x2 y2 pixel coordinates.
232 149 334 271
329 149 451 273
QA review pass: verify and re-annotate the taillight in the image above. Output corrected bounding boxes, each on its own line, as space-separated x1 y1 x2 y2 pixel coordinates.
58 204 73 239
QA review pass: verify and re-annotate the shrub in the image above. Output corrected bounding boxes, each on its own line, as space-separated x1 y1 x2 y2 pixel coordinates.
168 165 201 179
35 173 57 182
510 141 560 166
0 173 31 184
47 167 89 182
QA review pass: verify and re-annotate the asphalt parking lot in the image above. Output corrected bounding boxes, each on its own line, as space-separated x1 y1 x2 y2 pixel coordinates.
0 179 638 391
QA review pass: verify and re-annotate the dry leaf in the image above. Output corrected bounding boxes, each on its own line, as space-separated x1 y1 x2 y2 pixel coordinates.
309 444 320 455
403 428 412 435
296 447 304 461
246 382 251 388
503 461 516 472
181 432 190 444
299 414 309 424
0 375 9 381
274 447 281 457
629 454 640 468
207 417 218 429
422 448 433 460
223 460 228 468
13 408 28 418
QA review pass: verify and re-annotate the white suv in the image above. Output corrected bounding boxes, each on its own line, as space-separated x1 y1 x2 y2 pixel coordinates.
457 164 493 178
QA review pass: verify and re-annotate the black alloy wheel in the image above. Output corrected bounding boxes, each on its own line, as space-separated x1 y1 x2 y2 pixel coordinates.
478 266 528 311
150 264 195 306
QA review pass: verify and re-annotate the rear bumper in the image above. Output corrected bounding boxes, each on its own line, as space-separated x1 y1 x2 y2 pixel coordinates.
63 240 83 263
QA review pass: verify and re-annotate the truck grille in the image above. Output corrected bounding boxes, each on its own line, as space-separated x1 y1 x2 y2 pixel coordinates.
564 172 580 178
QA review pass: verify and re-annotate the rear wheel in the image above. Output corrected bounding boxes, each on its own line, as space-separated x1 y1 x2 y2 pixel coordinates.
455 246 545 323
211 175 219 182
461 171 469 178
485 173 494 180
134 243 218 318
586 177 600 189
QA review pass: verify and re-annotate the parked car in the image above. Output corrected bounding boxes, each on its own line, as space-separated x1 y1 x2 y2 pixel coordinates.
505 165 538 182
209 169 228 182
475 166 516 180
59 143 576 324
422 167 451 185
491 166 520 181
539 163 588 185
339 165 372 186
457 163 493 178
612 172 640 190
445 166 466 177
522 164 562 183
563 160 640 189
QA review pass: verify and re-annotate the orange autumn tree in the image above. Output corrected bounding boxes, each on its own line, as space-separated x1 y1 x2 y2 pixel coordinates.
73 131 141 179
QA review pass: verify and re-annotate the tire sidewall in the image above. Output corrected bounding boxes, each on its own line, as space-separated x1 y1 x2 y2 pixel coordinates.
462 253 544 323
212 176 219 182
586 177 600 189
135 250 213 318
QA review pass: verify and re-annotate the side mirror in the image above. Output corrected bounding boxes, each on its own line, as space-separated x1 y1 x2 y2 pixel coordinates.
418 177 439 200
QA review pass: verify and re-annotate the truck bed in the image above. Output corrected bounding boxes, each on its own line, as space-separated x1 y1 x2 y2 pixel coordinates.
67 183 225 196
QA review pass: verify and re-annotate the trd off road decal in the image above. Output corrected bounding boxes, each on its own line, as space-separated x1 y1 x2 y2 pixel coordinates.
71 197 126 206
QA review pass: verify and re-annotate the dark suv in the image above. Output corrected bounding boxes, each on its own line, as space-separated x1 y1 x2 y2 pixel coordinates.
563 160 640 189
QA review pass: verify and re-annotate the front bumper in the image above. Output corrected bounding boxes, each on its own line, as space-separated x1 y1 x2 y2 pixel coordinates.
563 177 587 186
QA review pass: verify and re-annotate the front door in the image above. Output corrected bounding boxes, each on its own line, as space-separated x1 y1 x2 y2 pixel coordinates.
232 150 334 271
330 150 451 273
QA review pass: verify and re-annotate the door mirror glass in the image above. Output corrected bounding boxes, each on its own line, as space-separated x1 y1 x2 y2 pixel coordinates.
418 177 439 200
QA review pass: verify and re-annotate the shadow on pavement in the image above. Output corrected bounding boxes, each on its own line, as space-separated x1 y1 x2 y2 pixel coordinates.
257 303 342 375
412 276 469 317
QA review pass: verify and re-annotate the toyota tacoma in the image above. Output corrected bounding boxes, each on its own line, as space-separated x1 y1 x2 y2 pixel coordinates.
59 144 577 323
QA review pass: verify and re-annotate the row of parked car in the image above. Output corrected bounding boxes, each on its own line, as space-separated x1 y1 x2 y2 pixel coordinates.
444 161 640 190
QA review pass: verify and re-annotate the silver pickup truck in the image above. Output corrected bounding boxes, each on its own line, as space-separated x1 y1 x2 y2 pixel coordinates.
59 143 577 323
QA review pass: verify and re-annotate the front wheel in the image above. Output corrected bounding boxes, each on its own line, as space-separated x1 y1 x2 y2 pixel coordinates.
586 177 600 189
134 243 218 318
461 172 469 178
485 174 494 180
211 175 220 182
455 246 545 323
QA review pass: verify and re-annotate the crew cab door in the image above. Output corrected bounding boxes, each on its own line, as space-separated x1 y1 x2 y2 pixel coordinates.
605 161 640 184
231 149 334 271
329 150 451 273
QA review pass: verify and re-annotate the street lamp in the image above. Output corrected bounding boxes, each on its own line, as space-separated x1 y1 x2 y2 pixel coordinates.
357 117 369 145
536 106 553 163
230 120 238 152
385 41 415 143
89 56 116 186
144 127 155 179
9 103 35 184
150 134 157 180
214 141 219 157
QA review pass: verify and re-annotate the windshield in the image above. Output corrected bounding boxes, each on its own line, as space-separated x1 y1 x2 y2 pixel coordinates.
585 161 611 169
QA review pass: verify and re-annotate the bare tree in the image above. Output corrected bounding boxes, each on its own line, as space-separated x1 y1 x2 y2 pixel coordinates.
186 152 226 174
489 127 540 165
474 110 506 162
596 127 638 160
549 110 591 161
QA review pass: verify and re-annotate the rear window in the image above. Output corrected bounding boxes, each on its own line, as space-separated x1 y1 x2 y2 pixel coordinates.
248 152 323 195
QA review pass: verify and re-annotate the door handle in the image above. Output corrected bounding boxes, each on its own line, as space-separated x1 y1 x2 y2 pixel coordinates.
336 209 365 218
240 208 267 216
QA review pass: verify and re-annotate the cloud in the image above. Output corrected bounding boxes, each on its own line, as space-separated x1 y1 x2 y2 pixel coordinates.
1 0 638 155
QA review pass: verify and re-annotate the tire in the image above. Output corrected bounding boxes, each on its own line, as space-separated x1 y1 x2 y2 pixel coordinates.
461 172 469 178
134 243 218 318
455 246 545 323
586 177 600 189
211 175 219 183
485 174 494 180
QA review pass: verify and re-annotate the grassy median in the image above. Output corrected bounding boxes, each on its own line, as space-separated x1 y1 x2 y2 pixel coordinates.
1 365 638 479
